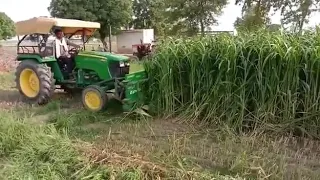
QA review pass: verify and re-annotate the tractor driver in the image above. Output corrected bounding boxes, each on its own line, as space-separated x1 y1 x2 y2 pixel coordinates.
53 29 80 75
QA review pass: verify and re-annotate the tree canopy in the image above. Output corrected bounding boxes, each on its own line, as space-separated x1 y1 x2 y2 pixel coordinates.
129 0 228 36
130 0 168 36
164 0 228 36
280 0 320 33
235 0 320 33
0 12 15 40
234 4 271 32
47 0 320 38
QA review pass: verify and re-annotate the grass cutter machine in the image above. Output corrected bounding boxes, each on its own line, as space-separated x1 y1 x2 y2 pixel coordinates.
14 17 147 112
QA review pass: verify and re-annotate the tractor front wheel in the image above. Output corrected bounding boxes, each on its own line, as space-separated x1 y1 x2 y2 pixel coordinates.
82 85 107 112
15 60 55 105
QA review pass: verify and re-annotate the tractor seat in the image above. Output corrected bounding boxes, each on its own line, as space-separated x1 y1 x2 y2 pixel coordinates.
39 43 54 57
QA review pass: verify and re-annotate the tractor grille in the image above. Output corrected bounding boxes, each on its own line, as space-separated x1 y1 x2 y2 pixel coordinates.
109 61 130 78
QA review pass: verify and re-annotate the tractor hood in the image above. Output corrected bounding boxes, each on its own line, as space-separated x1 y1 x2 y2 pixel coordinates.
79 51 129 62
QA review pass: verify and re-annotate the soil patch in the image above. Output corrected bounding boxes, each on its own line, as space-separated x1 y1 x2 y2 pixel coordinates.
0 47 18 72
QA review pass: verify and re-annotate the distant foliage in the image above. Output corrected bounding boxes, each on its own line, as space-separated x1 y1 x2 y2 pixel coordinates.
0 12 15 40
234 4 271 32
152 0 228 36
235 0 320 33
130 0 168 36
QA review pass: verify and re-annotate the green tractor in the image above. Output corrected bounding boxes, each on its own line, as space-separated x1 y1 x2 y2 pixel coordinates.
14 17 146 112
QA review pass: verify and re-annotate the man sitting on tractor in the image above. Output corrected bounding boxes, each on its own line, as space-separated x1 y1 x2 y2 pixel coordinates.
53 29 80 76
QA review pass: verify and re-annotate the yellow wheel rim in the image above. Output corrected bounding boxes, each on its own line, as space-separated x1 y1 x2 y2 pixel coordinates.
19 68 40 98
84 91 102 110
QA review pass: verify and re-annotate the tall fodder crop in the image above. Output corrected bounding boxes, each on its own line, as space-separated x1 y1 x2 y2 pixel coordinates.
143 31 320 137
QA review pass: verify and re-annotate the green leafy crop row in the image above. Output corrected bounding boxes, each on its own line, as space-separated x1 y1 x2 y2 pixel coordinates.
143 31 320 137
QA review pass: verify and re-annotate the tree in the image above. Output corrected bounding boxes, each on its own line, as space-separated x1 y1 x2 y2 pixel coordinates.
235 0 285 14
0 12 15 40
130 0 228 37
130 0 169 36
281 0 320 33
48 0 133 49
234 4 271 32
131 0 153 29
168 0 228 36
235 0 320 33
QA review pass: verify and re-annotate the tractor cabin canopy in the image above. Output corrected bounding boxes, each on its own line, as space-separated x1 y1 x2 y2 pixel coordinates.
15 17 101 36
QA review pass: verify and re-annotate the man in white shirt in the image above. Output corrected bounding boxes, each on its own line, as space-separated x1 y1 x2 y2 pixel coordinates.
53 29 80 75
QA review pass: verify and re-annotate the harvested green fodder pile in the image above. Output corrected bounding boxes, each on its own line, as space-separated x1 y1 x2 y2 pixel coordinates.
143 31 320 137
0 111 244 179
0 112 110 179
0 111 172 179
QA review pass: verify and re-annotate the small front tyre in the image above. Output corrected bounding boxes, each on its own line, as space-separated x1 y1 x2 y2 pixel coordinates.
82 85 107 112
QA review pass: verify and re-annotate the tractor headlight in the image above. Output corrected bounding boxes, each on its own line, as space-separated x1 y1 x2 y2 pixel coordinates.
125 62 130 66
119 62 125 67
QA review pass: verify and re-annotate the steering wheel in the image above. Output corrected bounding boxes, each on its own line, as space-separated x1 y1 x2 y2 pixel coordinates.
68 47 80 55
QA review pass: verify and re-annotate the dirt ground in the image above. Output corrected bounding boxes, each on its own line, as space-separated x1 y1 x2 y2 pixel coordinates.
0 47 18 72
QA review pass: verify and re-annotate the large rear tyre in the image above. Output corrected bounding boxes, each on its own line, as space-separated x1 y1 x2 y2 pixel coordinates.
82 85 107 112
15 60 55 105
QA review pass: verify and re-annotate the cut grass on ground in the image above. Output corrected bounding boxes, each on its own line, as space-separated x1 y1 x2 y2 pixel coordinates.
0 109 244 179
1 72 320 179
1 102 320 179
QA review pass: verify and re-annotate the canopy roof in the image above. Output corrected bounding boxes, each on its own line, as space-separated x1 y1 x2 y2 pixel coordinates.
15 17 100 36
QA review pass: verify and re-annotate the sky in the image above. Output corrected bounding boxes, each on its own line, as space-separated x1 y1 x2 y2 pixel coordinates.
0 0 319 32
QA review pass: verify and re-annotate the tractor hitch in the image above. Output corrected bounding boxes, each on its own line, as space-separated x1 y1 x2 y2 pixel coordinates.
120 70 147 112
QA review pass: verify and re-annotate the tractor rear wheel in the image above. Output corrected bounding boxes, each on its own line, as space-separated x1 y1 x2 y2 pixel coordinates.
15 60 55 105
82 85 107 112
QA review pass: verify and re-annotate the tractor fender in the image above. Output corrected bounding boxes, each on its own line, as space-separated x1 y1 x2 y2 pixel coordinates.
17 54 56 63
16 55 64 81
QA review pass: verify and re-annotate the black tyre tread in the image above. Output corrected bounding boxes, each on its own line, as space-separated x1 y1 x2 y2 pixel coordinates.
15 60 55 105
82 85 107 112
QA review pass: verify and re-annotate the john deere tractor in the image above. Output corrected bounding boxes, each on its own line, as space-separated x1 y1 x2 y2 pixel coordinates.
14 17 146 112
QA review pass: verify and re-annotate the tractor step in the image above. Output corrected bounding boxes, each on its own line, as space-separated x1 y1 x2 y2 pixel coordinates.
62 79 76 84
